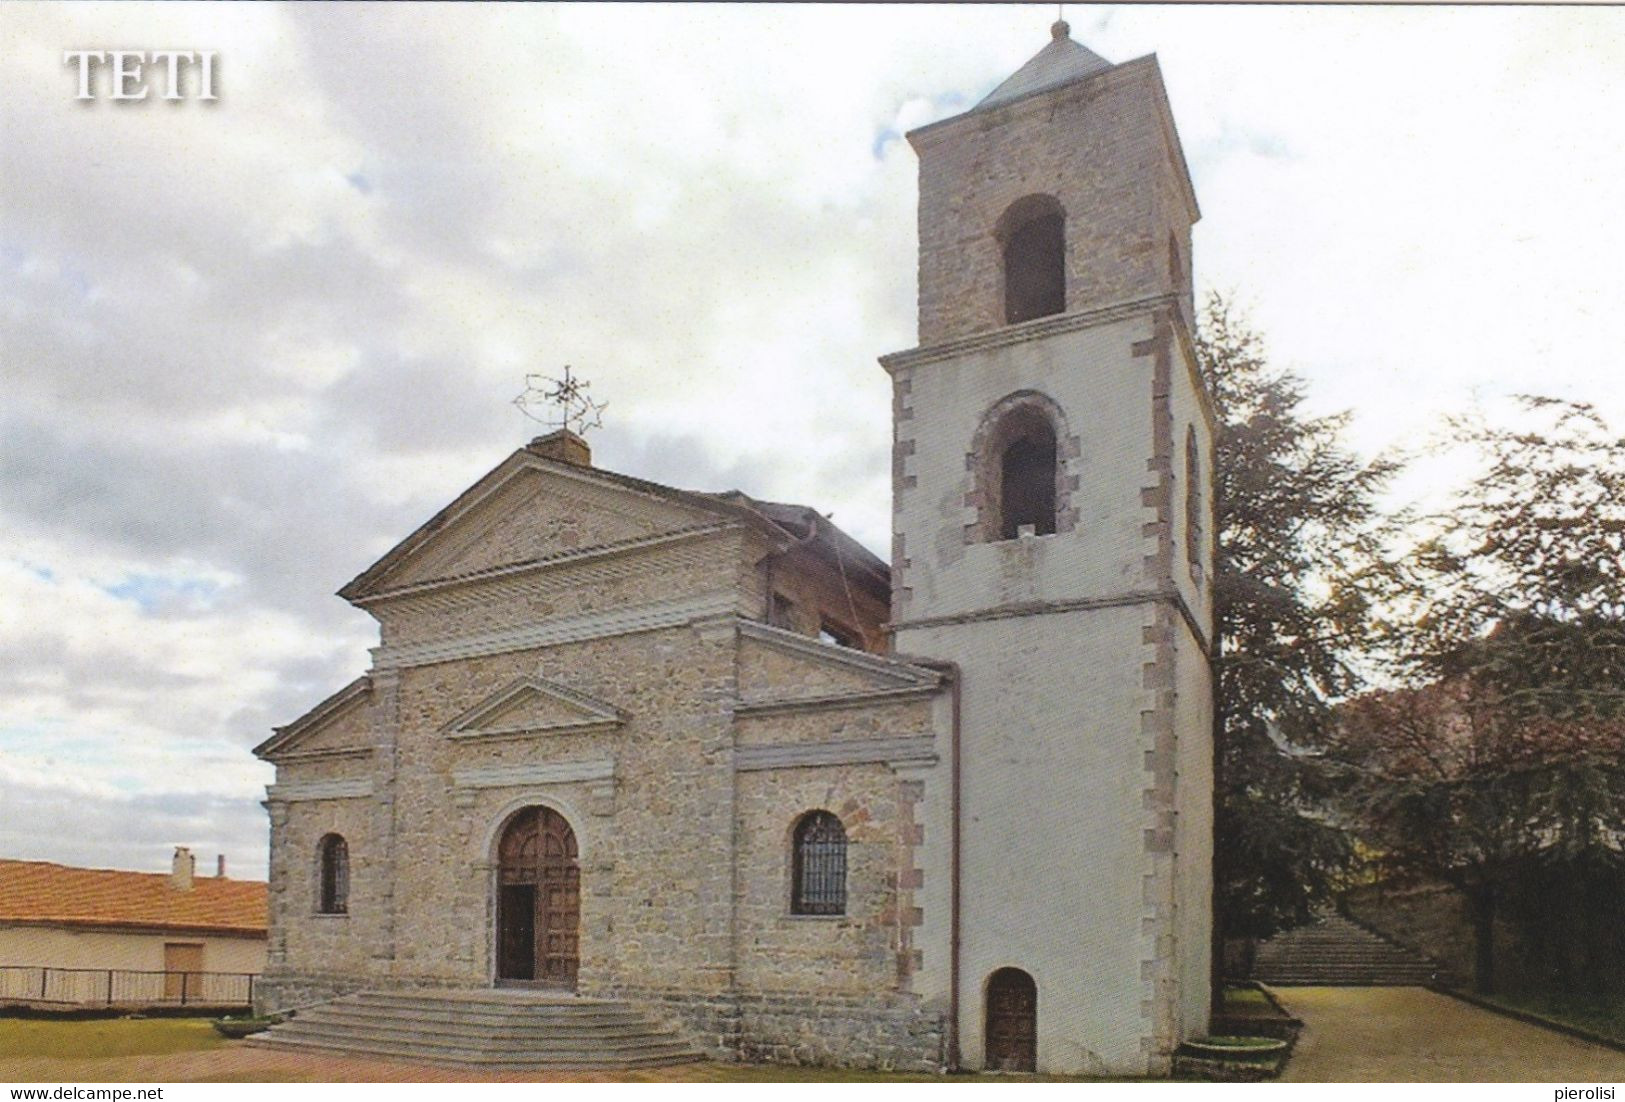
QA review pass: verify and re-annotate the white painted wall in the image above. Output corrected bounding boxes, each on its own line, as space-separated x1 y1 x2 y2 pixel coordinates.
0 924 265 1004
896 315 1160 624
902 603 1166 1075
895 310 1214 1074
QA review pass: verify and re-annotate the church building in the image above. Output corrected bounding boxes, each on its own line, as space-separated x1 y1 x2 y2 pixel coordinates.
255 21 1214 1076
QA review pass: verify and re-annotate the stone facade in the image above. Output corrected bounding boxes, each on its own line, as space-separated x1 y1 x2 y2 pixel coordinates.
256 441 952 1067
257 23 1213 1077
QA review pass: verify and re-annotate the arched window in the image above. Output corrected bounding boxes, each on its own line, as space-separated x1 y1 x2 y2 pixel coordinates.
317 834 349 915
997 194 1066 325
791 811 847 915
967 392 1071 544
1185 425 1203 573
1000 417 1057 539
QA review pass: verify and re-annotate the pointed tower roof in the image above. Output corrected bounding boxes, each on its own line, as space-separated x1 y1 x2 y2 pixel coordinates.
975 20 1114 112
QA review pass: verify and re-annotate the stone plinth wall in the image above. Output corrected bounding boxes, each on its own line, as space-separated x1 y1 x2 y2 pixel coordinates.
259 974 946 1072
587 986 947 1071
734 992 945 1071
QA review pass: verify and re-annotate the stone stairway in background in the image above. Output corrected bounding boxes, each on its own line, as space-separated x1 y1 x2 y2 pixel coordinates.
246 989 705 1070
1252 912 1441 985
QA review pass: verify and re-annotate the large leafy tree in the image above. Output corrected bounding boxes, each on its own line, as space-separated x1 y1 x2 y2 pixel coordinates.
1336 398 1625 993
1197 297 1399 951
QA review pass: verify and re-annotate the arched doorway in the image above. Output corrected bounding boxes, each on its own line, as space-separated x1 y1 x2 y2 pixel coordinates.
985 967 1037 1072
495 806 579 987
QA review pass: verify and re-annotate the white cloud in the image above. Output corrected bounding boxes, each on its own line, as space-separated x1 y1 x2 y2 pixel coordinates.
3 2 1623 878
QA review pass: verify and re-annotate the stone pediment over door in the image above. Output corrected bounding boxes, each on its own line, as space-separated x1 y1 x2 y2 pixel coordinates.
444 676 629 741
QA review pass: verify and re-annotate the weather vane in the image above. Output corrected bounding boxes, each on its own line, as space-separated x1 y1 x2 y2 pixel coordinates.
512 365 608 437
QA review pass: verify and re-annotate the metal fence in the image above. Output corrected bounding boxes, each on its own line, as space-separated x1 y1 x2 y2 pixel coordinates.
0 965 257 1008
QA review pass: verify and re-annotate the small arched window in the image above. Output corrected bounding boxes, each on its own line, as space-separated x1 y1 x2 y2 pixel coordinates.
997 194 1066 325
1000 419 1057 540
968 393 1070 544
317 834 349 915
1185 425 1203 573
791 811 847 916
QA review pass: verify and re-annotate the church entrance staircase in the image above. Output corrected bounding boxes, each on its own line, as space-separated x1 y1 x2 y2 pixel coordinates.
247 989 704 1070
1252 913 1441 986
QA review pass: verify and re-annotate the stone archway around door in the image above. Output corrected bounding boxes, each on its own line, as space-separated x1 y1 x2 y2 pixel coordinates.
494 805 580 989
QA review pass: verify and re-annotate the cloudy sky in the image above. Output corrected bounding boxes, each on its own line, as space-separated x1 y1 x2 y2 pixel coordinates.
3 3 1623 880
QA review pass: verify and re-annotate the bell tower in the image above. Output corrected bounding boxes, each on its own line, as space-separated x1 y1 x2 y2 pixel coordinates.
884 21 1214 1076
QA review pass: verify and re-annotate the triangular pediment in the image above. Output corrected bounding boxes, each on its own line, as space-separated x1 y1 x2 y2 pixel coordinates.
444 677 628 740
385 464 722 591
736 622 944 713
254 677 373 761
341 450 759 603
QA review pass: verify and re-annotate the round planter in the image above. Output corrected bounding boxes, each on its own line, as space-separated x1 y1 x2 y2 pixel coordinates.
1181 1036 1289 1062
212 1017 276 1038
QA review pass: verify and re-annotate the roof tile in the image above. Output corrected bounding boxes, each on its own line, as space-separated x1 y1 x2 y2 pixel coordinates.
0 859 266 937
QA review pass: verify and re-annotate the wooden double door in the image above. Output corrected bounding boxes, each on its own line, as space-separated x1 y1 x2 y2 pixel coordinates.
496 806 580 987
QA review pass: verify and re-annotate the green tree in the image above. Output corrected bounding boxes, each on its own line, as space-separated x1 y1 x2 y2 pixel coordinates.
1198 296 1399 955
1338 398 1625 993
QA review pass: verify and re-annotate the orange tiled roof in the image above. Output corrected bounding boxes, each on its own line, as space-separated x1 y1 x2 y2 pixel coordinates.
0 859 266 937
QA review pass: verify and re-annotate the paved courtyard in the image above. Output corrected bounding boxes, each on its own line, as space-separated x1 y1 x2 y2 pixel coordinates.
1274 986 1625 1082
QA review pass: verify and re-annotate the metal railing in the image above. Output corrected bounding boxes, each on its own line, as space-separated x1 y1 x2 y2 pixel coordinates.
0 965 257 1008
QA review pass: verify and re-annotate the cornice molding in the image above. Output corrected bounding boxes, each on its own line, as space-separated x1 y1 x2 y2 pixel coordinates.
736 685 942 718
735 736 938 772
274 746 375 764
265 779 374 803
355 522 740 608
452 759 615 789
372 591 739 670
737 619 943 689
892 585 1212 659
880 294 1179 374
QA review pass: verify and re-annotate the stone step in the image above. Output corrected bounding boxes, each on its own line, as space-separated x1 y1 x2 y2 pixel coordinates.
1252 913 1441 987
313 1007 656 1033
262 1021 694 1060
271 1020 685 1053
296 1006 674 1040
249 1032 701 1070
249 989 705 1069
345 993 637 1015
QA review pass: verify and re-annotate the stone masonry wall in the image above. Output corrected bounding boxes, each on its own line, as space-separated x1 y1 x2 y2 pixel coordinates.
386 622 738 994
912 59 1192 345
760 548 890 653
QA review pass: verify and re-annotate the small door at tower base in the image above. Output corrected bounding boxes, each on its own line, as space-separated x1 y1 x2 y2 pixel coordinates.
985 967 1037 1072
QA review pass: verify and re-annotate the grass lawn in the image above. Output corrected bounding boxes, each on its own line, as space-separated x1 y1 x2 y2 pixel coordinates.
0 1016 226 1059
1220 985 1272 1012
1477 991 1625 1046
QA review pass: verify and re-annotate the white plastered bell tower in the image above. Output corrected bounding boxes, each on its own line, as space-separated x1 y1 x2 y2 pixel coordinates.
882 21 1215 1076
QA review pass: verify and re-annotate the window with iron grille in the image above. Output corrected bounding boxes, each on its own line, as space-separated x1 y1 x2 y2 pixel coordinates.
318 833 349 915
791 810 847 915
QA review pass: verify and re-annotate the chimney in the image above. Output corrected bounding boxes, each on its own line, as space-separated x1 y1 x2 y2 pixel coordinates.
170 846 195 892
529 429 591 467
216 854 226 878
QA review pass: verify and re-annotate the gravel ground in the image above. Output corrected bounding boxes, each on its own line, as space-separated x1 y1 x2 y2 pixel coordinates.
1273 986 1625 1083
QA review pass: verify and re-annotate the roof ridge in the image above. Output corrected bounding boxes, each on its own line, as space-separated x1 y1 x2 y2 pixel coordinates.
974 21 1114 113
